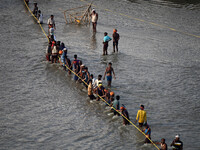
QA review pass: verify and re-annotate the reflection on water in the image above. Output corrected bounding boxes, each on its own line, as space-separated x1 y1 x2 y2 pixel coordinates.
90 32 97 50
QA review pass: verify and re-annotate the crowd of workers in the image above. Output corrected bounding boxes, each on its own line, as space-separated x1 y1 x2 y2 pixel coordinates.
26 1 183 149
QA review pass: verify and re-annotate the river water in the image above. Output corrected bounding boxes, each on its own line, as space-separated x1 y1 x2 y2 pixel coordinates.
0 0 200 149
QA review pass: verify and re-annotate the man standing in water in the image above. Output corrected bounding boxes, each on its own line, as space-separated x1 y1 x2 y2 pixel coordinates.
88 80 96 100
32 2 38 16
25 0 29 5
70 54 80 81
90 9 98 32
170 135 183 150
103 32 112 55
47 15 56 30
112 95 120 116
113 29 120 53
103 62 116 87
156 138 168 150
142 124 151 143
135 105 147 127
120 105 130 125
96 84 105 101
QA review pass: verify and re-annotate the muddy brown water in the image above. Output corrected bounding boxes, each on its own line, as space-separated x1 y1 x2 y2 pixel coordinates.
0 0 200 149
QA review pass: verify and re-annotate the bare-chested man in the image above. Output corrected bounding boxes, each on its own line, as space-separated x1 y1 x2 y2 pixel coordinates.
103 62 116 87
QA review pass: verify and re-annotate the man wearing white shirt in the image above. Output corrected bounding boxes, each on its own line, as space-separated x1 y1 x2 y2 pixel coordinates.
47 15 56 29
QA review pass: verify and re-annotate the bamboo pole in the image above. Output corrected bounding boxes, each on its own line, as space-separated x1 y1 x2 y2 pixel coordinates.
64 4 89 13
69 14 72 23
80 4 91 22
63 3 93 25
64 12 68 24
88 7 91 24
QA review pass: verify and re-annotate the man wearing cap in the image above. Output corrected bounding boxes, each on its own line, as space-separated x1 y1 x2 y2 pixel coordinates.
113 29 120 53
135 105 147 127
103 32 112 55
120 105 130 125
90 9 98 32
96 84 105 101
94 75 102 89
61 47 67 67
170 135 183 150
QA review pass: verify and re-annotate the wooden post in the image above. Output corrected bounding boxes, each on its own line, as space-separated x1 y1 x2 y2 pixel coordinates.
64 12 68 24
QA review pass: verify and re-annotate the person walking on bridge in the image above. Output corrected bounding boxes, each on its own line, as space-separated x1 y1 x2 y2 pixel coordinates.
120 105 130 125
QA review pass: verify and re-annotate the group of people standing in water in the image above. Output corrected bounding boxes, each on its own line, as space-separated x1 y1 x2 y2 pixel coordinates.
31 2 43 24
91 8 120 55
27 1 183 149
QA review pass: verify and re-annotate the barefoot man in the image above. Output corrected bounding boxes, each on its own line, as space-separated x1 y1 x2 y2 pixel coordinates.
113 29 120 52
103 62 116 87
90 9 98 32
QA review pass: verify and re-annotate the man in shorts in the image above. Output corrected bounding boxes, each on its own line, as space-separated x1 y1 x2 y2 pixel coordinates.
103 62 116 87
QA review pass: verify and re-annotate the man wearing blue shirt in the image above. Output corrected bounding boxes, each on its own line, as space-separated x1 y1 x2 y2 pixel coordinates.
112 95 120 116
103 32 112 55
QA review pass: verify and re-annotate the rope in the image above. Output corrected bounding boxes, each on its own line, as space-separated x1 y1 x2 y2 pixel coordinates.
63 64 160 150
24 0 49 42
23 0 160 149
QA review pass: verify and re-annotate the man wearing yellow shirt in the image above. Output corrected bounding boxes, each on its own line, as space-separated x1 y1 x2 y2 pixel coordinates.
135 105 147 127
